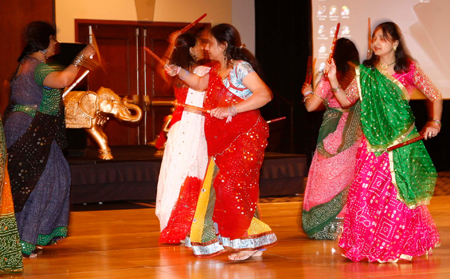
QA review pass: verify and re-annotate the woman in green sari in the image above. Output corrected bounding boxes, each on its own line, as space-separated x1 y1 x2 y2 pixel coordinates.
301 38 362 240
327 22 442 262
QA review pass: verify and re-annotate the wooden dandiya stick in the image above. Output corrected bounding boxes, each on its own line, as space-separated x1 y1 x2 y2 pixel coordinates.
324 23 340 78
180 13 207 34
304 56 312 83
266 116 286 124
308 58 316 85
387 134 425 152
143 47 166 66
174 100 211 113
367 18 372 59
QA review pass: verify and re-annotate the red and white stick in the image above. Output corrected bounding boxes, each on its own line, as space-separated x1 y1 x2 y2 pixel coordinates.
324 23 340 78
387 134 424 152
143 47 166 66
266 116 286 124
174 101 211 113
180 13 207 34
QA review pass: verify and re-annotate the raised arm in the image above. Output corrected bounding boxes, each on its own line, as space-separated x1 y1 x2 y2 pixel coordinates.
43 44 96 89
302 78 330 112
325 59 355 108
156 31 181 83
165 64 209 91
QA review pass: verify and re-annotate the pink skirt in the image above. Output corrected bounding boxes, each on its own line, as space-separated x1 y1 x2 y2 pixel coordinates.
338 138 440 262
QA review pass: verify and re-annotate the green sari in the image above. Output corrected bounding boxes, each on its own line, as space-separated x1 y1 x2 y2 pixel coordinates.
358 64 437 208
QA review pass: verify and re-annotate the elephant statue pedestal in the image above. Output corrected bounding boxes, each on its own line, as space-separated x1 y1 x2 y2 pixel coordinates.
64 87 142 160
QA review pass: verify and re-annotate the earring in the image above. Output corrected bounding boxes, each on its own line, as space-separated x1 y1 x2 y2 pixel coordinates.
393 45 397 52
189 48 198 61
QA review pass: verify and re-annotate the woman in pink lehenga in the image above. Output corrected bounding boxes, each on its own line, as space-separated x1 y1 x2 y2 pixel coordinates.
327 22 441 262
301 38 362 240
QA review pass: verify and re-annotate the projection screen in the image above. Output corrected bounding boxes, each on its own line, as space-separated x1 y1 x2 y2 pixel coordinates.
312 0 449 99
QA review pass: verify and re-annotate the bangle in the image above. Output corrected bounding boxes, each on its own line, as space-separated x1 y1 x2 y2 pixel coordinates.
72 54 85 67
231 105 237 116
303 96 311 103
304 91 313 97
179 68 190 80
432 119 442 128
331 85 341 93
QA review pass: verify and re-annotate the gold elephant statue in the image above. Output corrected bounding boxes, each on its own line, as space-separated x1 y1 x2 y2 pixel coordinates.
64 87 142 160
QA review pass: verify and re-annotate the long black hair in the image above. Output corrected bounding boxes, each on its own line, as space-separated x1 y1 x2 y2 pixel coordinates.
170 33 198 70
18 21 56 62
334 38 359 73
169 33 199 87
210 23 262 76
363 22 412 73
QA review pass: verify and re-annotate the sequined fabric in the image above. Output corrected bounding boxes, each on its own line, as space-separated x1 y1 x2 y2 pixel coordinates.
0 119 23 272
302 77 362 240
188 63 277 256
4 57 70 255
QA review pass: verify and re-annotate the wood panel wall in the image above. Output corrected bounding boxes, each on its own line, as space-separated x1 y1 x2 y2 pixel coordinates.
0 0 54 114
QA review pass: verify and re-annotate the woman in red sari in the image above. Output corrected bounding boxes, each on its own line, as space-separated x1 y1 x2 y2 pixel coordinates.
165 23 276 261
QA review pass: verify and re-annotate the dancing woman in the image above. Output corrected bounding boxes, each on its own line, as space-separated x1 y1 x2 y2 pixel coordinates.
155 31 210 244
327 22 441 262
166 23 276 260
301 38 362 240
4 21 95 257
0 118 23 272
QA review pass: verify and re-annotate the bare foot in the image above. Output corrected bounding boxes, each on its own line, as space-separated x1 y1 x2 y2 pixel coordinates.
228 250 261 261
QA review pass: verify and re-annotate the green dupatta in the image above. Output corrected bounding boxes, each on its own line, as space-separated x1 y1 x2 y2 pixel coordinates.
358 64 437 208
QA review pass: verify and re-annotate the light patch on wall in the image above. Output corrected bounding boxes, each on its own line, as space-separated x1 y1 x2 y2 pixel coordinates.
135 0 155 21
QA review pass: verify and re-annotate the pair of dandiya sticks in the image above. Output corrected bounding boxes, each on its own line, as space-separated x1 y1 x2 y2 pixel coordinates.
143 13 286 125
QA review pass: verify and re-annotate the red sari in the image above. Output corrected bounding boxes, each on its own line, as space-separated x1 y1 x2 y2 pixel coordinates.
188 62 277 257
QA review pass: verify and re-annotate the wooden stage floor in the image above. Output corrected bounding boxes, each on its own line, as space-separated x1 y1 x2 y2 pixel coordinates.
6 195 450 278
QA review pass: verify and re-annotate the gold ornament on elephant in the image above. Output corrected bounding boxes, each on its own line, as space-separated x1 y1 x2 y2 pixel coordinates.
64 87 142 160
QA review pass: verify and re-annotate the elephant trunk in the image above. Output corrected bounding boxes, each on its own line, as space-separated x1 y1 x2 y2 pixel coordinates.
117 97 142 122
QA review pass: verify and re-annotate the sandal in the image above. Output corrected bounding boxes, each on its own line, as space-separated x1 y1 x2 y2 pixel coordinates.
228 250 261 261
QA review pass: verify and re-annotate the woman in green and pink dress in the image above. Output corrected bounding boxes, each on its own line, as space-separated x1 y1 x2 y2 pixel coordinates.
327 22 441 262
301 38 362 240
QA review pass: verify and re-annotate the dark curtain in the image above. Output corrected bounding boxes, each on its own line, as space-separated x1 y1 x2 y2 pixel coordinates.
255 1 322 166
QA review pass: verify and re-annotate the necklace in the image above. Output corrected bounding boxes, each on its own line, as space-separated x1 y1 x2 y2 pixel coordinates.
380 60 396 69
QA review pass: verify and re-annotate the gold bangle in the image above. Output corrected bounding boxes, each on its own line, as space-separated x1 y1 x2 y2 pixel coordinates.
331 85 341 93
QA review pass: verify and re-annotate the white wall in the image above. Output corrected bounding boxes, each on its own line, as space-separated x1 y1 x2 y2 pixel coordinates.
55 0 255 55
55 0 232 42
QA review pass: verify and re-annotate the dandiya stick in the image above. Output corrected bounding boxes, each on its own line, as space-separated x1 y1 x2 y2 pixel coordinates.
266 116 286 124
304 56 312 83
143 47 166 66
367 17 372 59
387 134 424 152
62 70 90 98
174 100 211 113
324 22 340 78
180 13 207 34
308 58 316 85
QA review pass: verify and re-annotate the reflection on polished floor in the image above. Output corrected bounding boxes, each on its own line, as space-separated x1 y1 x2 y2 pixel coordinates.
7 175 450 278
